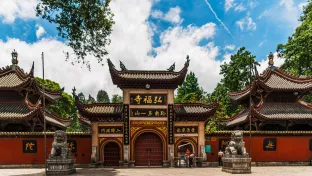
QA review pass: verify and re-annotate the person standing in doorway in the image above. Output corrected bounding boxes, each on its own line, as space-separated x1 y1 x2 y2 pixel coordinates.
218 150 224 166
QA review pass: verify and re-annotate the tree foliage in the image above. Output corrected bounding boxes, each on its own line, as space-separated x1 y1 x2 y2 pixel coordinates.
35 77 75 118
276 1 312 102
111 94 123 103
175 72 204 103
36 0 115 69
220 47 259 92
87 94 96 104
277 1 312 76
77 92 87 104
97 90 110 103
66 112 85 132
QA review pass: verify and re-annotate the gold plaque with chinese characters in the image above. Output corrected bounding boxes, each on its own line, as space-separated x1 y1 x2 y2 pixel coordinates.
130 94 167 105
130 108 167 117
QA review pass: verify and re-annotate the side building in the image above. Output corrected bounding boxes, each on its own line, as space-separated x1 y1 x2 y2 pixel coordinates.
0 50 67 131
76 57 218 167
226 53 312 131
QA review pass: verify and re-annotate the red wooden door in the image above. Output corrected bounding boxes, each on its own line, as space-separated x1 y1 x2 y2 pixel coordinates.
104 142 120 167
135 132 163 166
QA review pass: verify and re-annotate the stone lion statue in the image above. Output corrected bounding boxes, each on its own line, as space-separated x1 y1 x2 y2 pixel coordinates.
225 131 248 156
50 130 72 159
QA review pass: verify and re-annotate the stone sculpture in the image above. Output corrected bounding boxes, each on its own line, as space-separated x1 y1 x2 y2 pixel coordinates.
47 130 76 175
225 131 248 156
50 130 72 159
222 130 251 174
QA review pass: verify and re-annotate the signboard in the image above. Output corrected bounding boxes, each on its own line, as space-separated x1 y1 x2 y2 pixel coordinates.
310 139 312 151
174 126 198 133
168 104 174 144
130 109 167 117
123 104 129 145
68 140 77 153
23 140 37 153
219 138 230 151
98 126 123 134
130 94 167 105
205 145 211 153
263 138 276 151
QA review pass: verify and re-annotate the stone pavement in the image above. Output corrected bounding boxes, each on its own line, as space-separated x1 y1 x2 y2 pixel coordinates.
0 166 311 176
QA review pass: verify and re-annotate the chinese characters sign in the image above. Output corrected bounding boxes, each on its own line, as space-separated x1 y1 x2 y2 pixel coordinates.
130 94 167 105
98 126 123 134
23 140 37 153
168 104 174 144
174 126 198 133
123 104 129 145
263 138 276 151
219 138 230 151
67 140 77 153
130 109 167 117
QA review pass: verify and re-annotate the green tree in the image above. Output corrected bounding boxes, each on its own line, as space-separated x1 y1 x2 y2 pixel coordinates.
77 92 87 104
35 77 75 118
111 94 123 103
97 90 110 103
66 112 84 132
277 1 312 76
87 94 96 104
220 47 259 92
175 72 204 103
276 1 312 103
36 0 115 70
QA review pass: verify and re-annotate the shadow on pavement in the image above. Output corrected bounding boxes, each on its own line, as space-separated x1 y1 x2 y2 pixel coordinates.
11 168 119 176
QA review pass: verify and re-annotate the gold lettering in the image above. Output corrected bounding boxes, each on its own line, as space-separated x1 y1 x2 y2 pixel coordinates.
155 111 160 116
111 128 115 133
182 128 185 132
191 128 196 132
26 142 35 151
101 128 105 133
154 96 158 104
177 128 181 133
186 128 190 132
148 111 153 116
134 95 142 104
266 141 275 149
160 111 166 116
106 129 110 133
147 96 152 103
157 96 163 103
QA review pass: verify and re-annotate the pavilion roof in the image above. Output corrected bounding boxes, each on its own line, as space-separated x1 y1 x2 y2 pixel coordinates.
228 67 312 102
226 100 312 127
173 103 218 121
107 56 190 89
75 99 123 122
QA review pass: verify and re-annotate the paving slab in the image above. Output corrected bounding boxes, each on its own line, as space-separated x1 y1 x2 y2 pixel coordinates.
0 166 311 176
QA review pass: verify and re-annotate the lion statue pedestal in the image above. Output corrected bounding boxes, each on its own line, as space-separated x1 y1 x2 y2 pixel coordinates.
46 130 76 175
222 131 251 174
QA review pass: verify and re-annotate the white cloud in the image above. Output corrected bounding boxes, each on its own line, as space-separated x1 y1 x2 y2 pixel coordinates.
151 6 183 24
258 52 285 73
36 25 46 39
222 53 232 64
224 44 235 51
164 6 183 24
235 4 246 12
0 0 226 98
258 0 306 29
236 15 256 31
225 0 235 12
0 0 38 23
258 41 264 47
151 10 163 19
248 0 259 9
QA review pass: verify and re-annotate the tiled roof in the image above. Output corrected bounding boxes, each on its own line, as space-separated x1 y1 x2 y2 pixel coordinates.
228 67 312 101
83 104 123 114
45 115 66 128
108 58 189 89
0 102 38 119
226 109 249 127
255 102 312 119
173 103 218 121
226 101 312 127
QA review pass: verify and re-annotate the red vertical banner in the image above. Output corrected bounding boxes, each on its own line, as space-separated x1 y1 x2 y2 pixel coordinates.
168 104 174 144
123 104 129 145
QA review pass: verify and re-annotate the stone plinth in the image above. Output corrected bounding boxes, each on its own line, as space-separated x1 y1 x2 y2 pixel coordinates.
222 156 251 174
46 159 76 175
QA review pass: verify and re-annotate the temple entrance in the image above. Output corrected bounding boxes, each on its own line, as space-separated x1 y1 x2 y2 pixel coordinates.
135 132 163 166
177 141 194 157
103 142 120 167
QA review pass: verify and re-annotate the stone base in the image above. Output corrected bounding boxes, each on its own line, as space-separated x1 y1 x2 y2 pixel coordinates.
129 160 135 167
46 158 76 175
222 157 251 174
163 160 170 167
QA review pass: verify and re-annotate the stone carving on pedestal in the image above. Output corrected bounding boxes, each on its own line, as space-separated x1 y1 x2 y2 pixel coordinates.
222 131 251 174
46 130 76 175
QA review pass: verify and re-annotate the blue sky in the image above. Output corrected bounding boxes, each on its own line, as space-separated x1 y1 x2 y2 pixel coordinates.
0 0 308 97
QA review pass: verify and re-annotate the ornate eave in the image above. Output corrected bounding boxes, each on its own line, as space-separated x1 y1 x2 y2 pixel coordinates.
75 99 123 122
228 67 312 102
173 103 218 121
107 56 190 89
